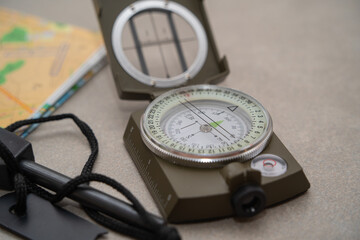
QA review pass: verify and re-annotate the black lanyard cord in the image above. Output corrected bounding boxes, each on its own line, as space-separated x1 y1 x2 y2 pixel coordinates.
1 113 180 240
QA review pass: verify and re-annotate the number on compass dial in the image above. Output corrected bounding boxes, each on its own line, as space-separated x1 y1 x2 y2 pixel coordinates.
140 85 273 167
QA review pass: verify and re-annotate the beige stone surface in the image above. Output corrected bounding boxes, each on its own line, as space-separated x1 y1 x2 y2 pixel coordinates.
0 0 359 239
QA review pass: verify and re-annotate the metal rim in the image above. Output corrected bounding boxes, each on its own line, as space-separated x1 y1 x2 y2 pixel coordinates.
111 0 208 88
140 85 273 168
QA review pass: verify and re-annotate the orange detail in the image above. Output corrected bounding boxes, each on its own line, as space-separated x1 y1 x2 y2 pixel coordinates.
0 86 34 113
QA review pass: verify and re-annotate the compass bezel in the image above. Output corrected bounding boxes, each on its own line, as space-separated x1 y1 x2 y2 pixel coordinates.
140 85 273 168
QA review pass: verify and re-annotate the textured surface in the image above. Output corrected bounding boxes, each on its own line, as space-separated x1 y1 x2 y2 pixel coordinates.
0 0 359 239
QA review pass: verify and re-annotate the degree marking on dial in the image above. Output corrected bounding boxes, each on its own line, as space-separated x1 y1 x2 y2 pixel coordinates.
149 88 265 151
142 86 272 163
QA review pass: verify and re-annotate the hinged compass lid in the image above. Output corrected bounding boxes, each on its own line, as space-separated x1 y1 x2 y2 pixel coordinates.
94 0 229 100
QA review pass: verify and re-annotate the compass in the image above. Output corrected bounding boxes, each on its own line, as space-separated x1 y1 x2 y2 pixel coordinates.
95 0 310 223
140 85 273 167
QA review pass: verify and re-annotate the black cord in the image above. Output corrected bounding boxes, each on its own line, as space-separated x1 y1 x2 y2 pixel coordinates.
2 113 180 240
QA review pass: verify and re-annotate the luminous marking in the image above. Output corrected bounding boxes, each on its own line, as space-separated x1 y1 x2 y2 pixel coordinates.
143 86 269 156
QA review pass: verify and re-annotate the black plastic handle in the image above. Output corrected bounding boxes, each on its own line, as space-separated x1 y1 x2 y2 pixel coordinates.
19 160 164 231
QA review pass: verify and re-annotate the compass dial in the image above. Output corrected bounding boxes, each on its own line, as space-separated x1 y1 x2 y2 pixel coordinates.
140 85 273 167
164 103 251 149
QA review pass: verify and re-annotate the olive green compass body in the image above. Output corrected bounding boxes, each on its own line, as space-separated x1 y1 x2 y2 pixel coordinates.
94 0 310 222
124 86 309 222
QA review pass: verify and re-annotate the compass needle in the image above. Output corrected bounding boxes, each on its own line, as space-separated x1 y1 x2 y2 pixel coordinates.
209 120 223 128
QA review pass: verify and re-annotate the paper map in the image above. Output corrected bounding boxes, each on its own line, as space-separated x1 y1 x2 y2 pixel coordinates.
0 7 104 128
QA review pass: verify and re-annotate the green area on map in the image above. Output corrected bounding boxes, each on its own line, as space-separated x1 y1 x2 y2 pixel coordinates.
55 22 68 28
0 27 28 43
0 60 25 85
